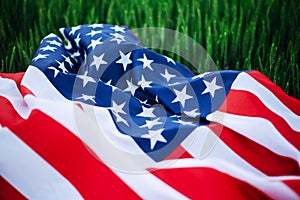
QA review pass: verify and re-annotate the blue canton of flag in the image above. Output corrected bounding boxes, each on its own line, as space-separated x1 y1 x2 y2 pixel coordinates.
30 24 238 161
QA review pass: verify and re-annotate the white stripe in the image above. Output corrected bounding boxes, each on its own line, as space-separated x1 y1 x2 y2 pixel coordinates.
232 72 300 131
156 158 300 200
0 76 31 118
181 126 265 176
114 170 189 200
0 126 83 200
21 66 66 101
267 176 300 181
207 111 300 164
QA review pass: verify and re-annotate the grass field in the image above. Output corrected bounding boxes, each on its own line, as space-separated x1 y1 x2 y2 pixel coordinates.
1 0 299 98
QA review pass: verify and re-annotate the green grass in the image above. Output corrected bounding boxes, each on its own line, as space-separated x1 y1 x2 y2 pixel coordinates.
1 0 299 98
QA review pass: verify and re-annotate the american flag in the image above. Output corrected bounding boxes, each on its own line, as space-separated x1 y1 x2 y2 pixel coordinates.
0 24 299 199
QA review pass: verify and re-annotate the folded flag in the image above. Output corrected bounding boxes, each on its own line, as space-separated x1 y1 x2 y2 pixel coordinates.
0 24 299 199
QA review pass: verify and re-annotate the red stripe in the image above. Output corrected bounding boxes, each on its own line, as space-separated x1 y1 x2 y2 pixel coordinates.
0 72 25 86
150 167 271 200
0 72 26 96
282 180 300 196
0 175 27 200
0 97 140 199
218 89 300 150
0 73 34 97
209 123 300 176
247 71 300 115
20 85 35 96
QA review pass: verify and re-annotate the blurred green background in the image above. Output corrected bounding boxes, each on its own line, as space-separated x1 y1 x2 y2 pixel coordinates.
1 0 299 98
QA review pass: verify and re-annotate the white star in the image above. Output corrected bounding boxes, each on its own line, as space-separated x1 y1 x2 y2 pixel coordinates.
141 129 167 150
63 55 73 68
109 101 128 126
139 99 149 105
76 94 96 104
48 66 60 78
90 53 107 70
137 53 154 70
113 113 129 126
171 86 193 107
141 118 163 129
111 85 118 92
74 33 81 47
110 25 126 33
110 101 126 115
164 55 176 65
77 72 96 87
116 51 132 71
110 32 125 40
110 37 124 44
168 82 181 86
136 106 156 117
106 80 118 91
106 79 112 85
171 115 181 120
138 75 152 90
161 69 176 82
56 60 68 73
173 119 195 126
184 109 200 118
110 33 126 44
47 40 62 47
40 45 56 52
71 50 81 58
82 53 88 67
86 30 102 37
124 79 138 96
41 33 59 42
88 37 103 50
155 95 159 103
89 24 103 29
69 25 81 35
192 72 211 80
201 77 222 98
32 54 49 62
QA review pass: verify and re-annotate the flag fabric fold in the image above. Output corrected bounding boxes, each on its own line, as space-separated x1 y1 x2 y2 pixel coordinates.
0 24 299 199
